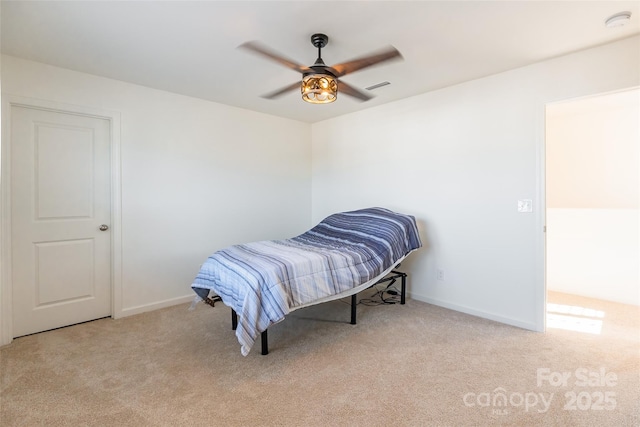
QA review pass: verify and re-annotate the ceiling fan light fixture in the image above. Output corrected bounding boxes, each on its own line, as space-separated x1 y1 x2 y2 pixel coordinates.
240 32 400 103
301 74 337 104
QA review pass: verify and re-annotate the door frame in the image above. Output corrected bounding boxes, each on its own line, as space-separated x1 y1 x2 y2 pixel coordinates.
536 86 640 334
0 95 123 346
534 100 547 333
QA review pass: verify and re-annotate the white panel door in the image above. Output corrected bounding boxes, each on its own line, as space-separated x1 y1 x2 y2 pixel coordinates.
11 106 111 337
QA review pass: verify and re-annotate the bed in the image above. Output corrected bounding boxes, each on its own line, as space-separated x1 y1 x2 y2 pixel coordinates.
191 207 422 355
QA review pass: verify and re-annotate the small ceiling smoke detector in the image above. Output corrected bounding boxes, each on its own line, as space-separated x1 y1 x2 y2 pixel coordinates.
605 11 631 28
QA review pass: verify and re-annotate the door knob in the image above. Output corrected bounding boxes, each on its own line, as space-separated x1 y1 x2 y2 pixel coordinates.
99 224 109 231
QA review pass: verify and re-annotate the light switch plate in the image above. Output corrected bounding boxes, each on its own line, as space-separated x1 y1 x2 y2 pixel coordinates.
518 199 533 213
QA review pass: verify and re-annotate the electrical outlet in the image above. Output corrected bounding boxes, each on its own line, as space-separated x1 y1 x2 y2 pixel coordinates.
436 268 445 281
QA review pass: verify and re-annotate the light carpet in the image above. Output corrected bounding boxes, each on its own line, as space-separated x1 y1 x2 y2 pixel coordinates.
1 291 638 426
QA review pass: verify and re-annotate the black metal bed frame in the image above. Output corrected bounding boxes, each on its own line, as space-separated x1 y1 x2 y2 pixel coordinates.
228 270 407 355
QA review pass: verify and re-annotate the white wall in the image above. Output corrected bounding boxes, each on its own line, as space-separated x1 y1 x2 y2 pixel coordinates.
312 36 640 331
546 90 639 209
1 55 311 317
546 209 639 306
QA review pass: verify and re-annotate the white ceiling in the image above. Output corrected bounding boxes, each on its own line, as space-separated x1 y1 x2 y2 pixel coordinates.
2 1 639 123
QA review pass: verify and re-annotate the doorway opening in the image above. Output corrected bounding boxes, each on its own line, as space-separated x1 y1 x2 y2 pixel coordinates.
544 88 639 337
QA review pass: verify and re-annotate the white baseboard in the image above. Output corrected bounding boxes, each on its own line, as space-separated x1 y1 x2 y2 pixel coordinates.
116 294 195 319
409 292 538 332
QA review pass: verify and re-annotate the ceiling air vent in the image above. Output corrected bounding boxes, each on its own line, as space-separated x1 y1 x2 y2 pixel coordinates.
365 81 391 91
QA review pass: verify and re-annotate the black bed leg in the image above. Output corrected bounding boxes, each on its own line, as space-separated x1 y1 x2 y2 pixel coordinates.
351 294 357 325
401 274 406 305
261 330 269 355
231 310 238 330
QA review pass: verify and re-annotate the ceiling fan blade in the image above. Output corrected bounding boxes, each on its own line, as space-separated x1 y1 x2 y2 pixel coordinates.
338 81 372 102
330 46 402 77
239 41 310 74
261 81 301 99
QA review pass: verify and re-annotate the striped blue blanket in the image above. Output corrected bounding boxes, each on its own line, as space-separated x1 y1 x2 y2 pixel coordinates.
192 207 422 355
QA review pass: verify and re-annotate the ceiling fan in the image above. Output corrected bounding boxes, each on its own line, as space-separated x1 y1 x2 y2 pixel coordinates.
239 33 403 104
